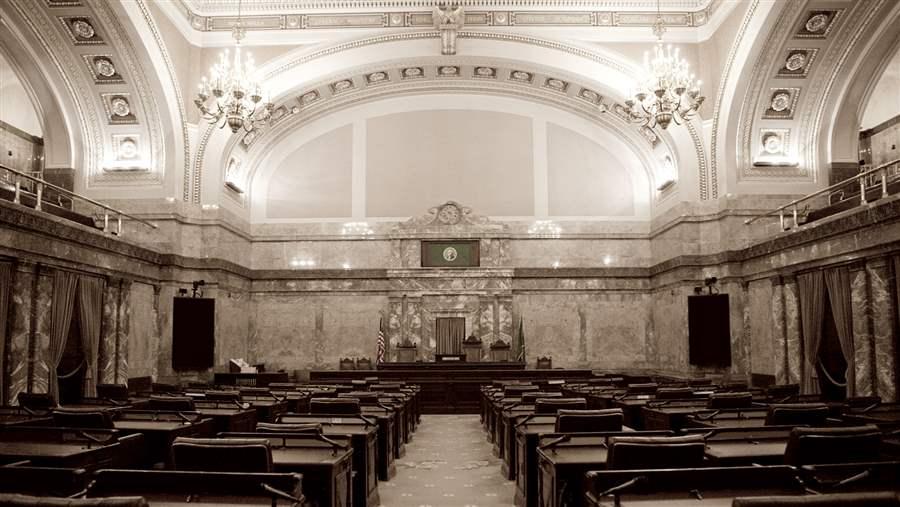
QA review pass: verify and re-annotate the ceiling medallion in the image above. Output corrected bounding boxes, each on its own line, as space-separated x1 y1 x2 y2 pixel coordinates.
770 92 791 112
438 66 460 77
544 78 568 92
474 66 496 78
72 19 95 38
331 79 354 93
785 52 806 71
437 203 461 225
509 70 533 83
366 71 389 84
805 14 828 33
110 97 131 117
299 90 319 105
94 57 116 77
402 67 424 79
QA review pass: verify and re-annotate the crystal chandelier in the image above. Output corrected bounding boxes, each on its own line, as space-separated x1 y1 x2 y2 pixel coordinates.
194 0 272 133
623 0 704 129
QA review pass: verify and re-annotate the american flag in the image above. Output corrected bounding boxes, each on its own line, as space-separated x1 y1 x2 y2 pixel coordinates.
376 317 386 364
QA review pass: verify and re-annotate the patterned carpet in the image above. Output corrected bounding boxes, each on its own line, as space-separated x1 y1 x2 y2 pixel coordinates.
378 414 516 507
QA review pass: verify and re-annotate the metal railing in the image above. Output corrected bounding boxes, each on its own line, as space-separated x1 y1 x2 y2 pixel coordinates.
0 163 157 236
744 158 900 229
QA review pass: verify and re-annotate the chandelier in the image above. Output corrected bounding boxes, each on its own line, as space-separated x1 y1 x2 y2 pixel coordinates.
194 0 272 133
623 0 704 130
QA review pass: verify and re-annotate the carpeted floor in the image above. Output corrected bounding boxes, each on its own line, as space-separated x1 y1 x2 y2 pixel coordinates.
378 414 516 507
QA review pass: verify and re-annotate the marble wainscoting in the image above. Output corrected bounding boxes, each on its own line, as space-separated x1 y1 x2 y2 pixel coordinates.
99 279 131 385
6 263 36 404
866 259 897 401
783 277 803 386
125 282 158 380
28 268 53 395
747 278 776 377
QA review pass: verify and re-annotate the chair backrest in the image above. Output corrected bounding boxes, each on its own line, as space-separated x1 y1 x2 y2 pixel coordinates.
257 422 322 433
708 391 754 409
148 395 196 412
0 494 149 506
203 390 241 402
766 403 829 426
765 383 800 400
655 387 694 400
339 358 356 370
51 408 115 429
607 434 706 470
732 492 900 507
151 382 179 393
504 384 539 396
17 392 56 410
536 357 552 369
309 397 361 415
171 437 273 473
356 358 373 370
534 397 587 414
338 392 379 405
555 408 624 433
626 383 658 395
520 392 562 404
96 384 129 401
783 425 883 466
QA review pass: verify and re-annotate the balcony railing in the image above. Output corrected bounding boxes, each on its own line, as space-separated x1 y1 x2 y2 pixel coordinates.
0 163 157 236
745 158 900 230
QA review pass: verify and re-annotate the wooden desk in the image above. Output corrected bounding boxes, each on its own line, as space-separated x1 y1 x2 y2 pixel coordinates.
704 440 787 465
0 465 88 497
362 405 404 460
514 417 558 507
261 436 354 507
192 403 258 434
113 411 215 465
0 439 120 470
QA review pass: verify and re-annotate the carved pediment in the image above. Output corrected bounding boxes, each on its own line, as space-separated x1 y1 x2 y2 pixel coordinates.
395 201 507 233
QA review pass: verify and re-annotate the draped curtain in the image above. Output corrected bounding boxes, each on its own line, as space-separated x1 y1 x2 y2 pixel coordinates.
798 271 825 394
77 275 104 398
436 317 465 355
824 267 855 396
48 271 78 402
0 263 12 404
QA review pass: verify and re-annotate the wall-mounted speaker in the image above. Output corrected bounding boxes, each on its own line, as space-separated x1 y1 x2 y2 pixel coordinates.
172 297 215 371
688 294 731 368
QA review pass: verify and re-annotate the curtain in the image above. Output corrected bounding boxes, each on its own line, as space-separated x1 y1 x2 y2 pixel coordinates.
77 275 104 398
48 271 78 402
824 267 855 396
436 318 452 355
0 263 12 404
449 317 465 355
798 271 826 394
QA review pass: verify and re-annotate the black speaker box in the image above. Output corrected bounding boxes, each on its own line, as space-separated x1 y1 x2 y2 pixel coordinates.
688 294 732 368
172 297 215 371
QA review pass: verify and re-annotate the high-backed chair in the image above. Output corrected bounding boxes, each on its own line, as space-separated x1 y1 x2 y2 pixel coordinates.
148 395 196 412
626 383 658 395
783 425 883 466
171 437 273 473
96 384 129 401
0 494 149 506
521 392 563 404
309 397 361 415
555 408 623 433
51 408 115 429
257 422 323 433
17 392 56 411
708 391 754 409
765 403 829 426
607 434 706 470
356 357 373 370
536 357 552 369
655 387 694 400
732 492 900 507
534 397 587 414
339 358 356 370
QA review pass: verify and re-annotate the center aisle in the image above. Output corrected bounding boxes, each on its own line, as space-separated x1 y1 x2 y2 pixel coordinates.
379 414 516 507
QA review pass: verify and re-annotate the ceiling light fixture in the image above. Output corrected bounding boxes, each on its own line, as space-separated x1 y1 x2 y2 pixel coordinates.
623 0 704 129
193 0 273 133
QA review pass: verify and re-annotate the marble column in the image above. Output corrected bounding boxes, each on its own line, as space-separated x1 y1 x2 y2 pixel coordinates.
783 276 803 385
29 269 53 395
728 282 751 376
867 259 897 401
116 280 131 384
850 263 875 396
771 277 787 384
7 263 34 404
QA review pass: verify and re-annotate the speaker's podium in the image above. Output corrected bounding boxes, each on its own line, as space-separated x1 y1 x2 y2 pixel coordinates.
435 354 465 362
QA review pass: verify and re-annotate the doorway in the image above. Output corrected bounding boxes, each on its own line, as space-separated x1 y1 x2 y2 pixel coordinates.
57 307 85 405
435 317 465 355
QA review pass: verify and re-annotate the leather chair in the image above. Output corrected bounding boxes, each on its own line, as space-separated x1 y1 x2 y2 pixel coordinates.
356 358 373 370
96 384 129 401
150 382 179 393
655 387 694 400
626 383 658 395
339 358 356 370
766 403 829 426
708 391 754 409
504 385 539 396
51 408 115 429
310 397 361 415
783 425 883 466
765 383 800 401
732 492 900 506
0 494 148 506
555 408 623 433
203 390 241 402
607 434 706 470
534 397 587 414
521 392 562 404
17 392 56 411
148 395 196 412
257 422 323 433
171 437 273 473
338 391 379 405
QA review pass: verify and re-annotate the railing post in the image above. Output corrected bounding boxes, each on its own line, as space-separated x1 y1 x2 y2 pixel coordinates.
117 216 123 236
881 168 888 198
13 176 21 204
779 211 785 230
103 213 109 233
34 182 43 211
860 176 868 204
792 205 798 229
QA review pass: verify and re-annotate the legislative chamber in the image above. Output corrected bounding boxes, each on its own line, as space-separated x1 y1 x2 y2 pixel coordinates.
0 0 899 505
